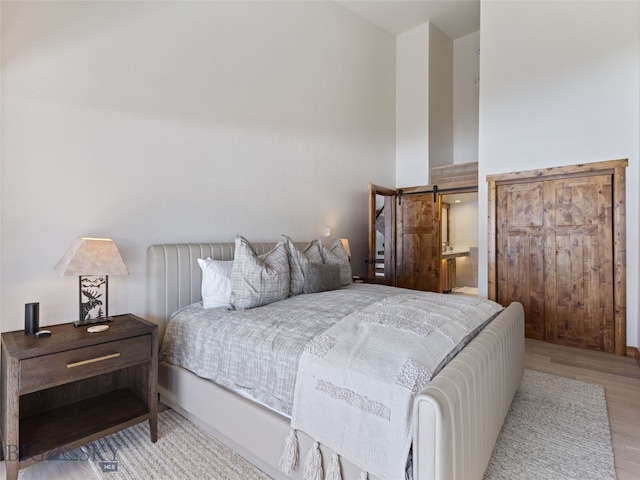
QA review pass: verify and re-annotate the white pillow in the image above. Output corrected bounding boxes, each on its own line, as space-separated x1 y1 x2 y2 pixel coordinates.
197 258 234 309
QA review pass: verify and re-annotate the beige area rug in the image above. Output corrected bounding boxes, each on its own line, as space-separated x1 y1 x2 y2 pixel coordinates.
483 370 616 480
87 409 270 480
88 370 616 480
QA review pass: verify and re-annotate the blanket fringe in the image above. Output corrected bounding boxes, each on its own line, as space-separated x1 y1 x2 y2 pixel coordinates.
303 441 323 480
359 472 368 480
326 453 342 480
279 429 299 475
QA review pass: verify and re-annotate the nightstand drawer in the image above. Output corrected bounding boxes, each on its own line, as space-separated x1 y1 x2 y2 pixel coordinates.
19 335 151 394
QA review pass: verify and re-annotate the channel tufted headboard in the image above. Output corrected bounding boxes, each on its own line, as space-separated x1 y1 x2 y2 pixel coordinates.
146 241 302 343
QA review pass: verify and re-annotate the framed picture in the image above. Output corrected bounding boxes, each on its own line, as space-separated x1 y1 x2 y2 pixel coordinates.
79 276 108 322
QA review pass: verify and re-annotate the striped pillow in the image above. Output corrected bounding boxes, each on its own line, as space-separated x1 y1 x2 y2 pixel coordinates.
321 238 353 286
230 236 290 310
283 235 323 296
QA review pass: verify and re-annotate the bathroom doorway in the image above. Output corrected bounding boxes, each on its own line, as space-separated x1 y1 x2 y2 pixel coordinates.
441 192 478 296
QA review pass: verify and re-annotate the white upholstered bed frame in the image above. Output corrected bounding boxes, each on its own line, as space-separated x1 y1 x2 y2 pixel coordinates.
147 242 525 480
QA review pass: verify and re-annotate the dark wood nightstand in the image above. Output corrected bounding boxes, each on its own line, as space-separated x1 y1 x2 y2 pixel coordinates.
354 276 389 285
0 313 158 480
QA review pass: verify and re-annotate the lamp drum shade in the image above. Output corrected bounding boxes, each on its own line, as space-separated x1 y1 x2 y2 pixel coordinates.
55 237 129 276
339 238 351 258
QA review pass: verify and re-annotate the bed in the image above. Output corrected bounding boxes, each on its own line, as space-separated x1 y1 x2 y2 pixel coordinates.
147 240 524 480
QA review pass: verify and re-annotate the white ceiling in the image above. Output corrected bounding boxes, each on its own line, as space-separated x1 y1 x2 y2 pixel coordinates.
335 0 480 39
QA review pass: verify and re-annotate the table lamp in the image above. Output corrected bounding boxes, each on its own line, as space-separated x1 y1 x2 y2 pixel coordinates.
54 237 129 326
340 238 351 259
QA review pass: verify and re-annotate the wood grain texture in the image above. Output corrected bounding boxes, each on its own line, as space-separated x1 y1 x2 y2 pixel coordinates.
0 314 158 480
386 165 479 292
440 258 456 293
487 180 497 301
613 166 627 355
496 181 545 340
489 159 627 354
430 161 478 185
486 158 628 183
20 336 150 394
396 193 441 292
368 183 396 283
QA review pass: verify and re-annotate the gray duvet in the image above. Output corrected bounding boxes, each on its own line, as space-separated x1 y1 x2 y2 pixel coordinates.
160 283 406 416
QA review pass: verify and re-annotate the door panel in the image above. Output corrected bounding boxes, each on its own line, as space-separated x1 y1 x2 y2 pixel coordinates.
396 193 441 292
496 182 545 339
543 175 613 351
496 174 614 352
498 230 545 340
368 184 396 283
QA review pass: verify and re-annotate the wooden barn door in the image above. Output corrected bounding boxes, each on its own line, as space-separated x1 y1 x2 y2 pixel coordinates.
396 193 441 292
489 160 627 355
495 181 546 340
542 175 614 351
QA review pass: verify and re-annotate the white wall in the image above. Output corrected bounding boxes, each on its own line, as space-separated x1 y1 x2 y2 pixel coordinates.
396 23 430 187
478 0 640 347
453 31 480 165
397 25 479 183
428 24 453 170
450 201 478 247
0 1 396 331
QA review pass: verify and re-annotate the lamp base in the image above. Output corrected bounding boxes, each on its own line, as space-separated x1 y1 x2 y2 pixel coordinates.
73 317 114 327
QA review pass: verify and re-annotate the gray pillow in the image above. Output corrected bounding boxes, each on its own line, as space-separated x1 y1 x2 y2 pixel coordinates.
283 235 323 296
320 238 353 286
303 263 342 294
230 236 290 310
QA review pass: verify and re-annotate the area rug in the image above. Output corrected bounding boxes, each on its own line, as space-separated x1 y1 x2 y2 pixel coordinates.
88 370 616 480
483 370 616 480
86 409 270 480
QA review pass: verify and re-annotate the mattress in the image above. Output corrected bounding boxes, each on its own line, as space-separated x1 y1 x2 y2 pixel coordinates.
161 283 408 415
160 283 503 419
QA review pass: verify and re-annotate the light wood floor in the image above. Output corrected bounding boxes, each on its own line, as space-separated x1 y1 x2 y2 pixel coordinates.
1 339 639 479
525 338 640 480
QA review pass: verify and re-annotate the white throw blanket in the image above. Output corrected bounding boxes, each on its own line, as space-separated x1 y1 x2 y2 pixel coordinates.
287 292 503 479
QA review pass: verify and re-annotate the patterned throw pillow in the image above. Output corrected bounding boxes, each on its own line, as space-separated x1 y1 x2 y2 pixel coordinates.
283 235 324 296
230 236 290 310
303 263 342 294
320 238 353 286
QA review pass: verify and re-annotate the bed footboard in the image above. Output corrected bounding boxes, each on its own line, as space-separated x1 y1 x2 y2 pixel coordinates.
413 301 525 480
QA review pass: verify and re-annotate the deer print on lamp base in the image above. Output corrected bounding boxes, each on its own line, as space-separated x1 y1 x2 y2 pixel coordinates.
76 275 112 326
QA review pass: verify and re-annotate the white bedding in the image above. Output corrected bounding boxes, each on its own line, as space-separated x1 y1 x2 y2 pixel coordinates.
290 292 503 479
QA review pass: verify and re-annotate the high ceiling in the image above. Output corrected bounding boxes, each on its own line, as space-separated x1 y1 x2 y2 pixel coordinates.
335 0 480 39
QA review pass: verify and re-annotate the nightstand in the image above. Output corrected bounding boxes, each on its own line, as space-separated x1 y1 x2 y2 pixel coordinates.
354 276 388 285
0 313 158 480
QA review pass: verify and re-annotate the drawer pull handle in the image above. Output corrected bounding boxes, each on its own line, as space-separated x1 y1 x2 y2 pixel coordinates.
67 353 121 368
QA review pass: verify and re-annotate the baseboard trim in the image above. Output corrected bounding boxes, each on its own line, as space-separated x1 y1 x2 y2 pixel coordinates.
627 346 640 368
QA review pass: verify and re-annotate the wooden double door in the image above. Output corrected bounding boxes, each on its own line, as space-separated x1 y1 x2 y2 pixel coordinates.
489 160 627 354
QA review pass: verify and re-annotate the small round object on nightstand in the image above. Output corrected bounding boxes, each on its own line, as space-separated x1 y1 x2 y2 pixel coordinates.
87 325 110 333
